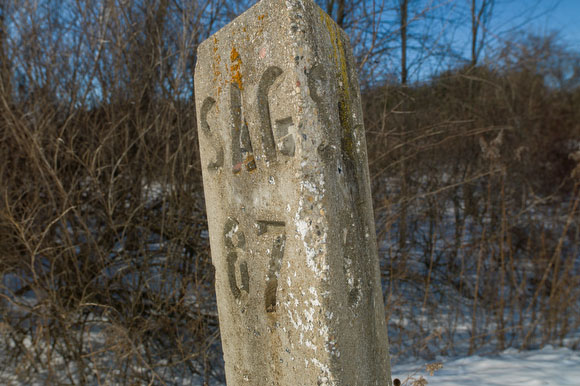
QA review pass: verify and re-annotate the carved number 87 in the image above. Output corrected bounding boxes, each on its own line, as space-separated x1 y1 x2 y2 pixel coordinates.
223 218 286 313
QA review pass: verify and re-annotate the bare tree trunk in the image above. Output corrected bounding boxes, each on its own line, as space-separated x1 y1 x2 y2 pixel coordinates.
325 0 347 28
326 0 335 17
398 0 409 252
336 0 346 28
141 0 169 111
471 0 477 66
471 0 494 66
0 0 11 103
400 0 408 85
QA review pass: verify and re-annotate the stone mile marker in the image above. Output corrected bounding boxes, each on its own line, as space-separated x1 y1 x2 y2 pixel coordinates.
194 0 392 384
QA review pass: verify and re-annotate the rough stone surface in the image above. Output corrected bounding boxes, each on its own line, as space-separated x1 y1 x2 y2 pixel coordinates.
194 0 392 384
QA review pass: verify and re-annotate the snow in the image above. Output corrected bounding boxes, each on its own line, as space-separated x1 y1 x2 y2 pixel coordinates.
392 345 580 386
3 334 578 385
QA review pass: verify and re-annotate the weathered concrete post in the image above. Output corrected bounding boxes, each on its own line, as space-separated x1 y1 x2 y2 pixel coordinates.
194 0 392 384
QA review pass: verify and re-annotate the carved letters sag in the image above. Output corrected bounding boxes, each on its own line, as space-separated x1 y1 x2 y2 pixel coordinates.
201 65 294 174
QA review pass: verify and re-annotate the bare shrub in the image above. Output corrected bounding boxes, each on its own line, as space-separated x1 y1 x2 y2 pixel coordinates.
366 34 580 361
0 0 225 383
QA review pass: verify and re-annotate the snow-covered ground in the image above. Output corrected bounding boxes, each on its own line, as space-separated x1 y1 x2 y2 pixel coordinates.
3 338 578 385
392 345 580 386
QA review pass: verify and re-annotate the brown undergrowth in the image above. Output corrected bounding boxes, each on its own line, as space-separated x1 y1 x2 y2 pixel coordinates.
366 35 580 361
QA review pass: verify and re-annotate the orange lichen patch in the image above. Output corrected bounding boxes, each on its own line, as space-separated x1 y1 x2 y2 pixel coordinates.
231 68 242 89
230 47 240 62
212 62 222 96
212 37 223 96
258 14 266 21
230 47 243 89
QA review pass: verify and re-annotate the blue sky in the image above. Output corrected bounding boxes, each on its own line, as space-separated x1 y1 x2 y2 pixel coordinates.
541 0 580 50
396 0 580 82
494 0 580 50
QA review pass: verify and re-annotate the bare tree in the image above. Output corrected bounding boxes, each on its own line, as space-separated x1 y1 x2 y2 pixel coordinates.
0 0 10 101
324 0 351 28
399 0 409 85
471 0 494 66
